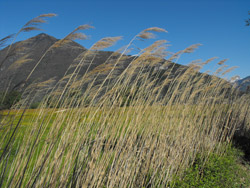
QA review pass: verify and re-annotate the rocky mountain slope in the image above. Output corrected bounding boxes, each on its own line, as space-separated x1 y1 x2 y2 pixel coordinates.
234 76 250 93
0 33 85 91
0 33 228 104
0 34 130 100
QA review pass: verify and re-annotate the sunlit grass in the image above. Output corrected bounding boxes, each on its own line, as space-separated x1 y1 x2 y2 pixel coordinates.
0 14 250 187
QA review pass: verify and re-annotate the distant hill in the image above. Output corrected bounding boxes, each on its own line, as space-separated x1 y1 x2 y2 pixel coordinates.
0 33 127 100
0 33 230 104
234 76 250 93
0 34 178 99
0 33 85 92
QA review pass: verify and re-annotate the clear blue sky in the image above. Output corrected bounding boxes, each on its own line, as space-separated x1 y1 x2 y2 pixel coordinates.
1 0 250 79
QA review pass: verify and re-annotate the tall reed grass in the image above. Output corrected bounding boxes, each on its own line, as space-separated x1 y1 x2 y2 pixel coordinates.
0 14 250 187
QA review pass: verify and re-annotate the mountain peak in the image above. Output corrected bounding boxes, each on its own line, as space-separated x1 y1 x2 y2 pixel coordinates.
28 33 58 43
36 33 51 38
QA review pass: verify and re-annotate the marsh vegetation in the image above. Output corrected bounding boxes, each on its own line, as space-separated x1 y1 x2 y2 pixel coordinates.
0 14 250 187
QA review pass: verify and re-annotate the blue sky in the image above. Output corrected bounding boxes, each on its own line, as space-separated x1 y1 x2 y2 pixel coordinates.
1 0 250 79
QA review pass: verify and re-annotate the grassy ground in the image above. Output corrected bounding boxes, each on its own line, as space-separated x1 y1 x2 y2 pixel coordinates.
1 109 250 187
171 145 250 188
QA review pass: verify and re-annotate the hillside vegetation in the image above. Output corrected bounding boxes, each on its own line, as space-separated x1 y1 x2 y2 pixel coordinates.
0 14 250 187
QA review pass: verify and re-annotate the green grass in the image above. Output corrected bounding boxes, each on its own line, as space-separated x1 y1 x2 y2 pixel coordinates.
171 145 250 188
0 109 53 186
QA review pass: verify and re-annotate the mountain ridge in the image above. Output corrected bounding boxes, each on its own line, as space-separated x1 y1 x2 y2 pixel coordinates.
0 33 229 104
234 76 250 92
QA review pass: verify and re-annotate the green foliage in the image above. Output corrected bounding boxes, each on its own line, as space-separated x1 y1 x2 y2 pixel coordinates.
30 102 40 109
172 146 250 188
0 91 21 110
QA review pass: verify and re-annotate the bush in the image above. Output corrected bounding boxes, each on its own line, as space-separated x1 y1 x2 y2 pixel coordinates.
171 146 250 188
30 102 40 109
0 91 21 110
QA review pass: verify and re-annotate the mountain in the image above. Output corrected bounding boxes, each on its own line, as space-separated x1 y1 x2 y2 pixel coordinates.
0 33 129 100
0 33 85 91
0 34 176 97
234 76 250 93
0 33 229 105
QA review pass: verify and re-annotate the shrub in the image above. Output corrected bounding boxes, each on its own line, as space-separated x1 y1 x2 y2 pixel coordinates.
30 102 40 109
171 146 250 188
0 91 21 110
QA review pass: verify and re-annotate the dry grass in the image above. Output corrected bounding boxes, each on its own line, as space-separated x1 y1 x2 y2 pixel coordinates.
0 15 250 188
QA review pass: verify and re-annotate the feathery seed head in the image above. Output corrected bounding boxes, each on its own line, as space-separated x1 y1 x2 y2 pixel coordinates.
91 36 122 50
188 59 203 71
77 24 94 31
36 78 56 88
182 44 202 53
0 34 14 49
201 57 218 66
37 13 57 18
21 13 57 32
21 27 43 32
144 40 168 52
8 54 32 70
63 24 94 42
67 33 88 40
168 51 182 61
138 32 156 39
138 27 167 40
221 66 239 76
143 27 168 33
217 59 228 65
215 64 229 75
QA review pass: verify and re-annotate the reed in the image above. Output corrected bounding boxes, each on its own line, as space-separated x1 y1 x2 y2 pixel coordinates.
0 14 250 188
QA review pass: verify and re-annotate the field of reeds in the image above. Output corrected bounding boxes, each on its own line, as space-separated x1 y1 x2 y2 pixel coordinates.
0 14 250 187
